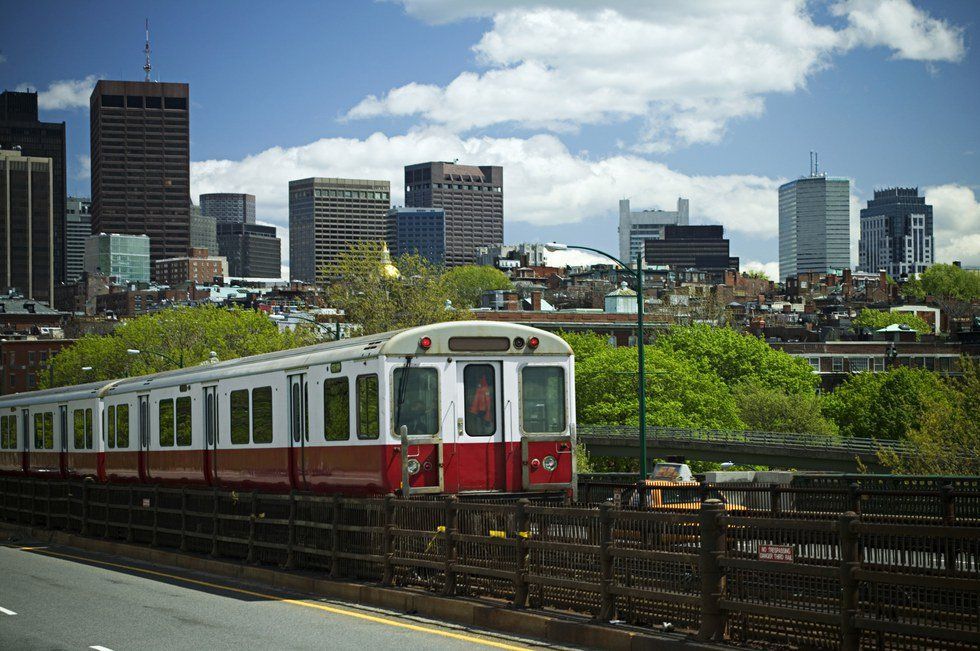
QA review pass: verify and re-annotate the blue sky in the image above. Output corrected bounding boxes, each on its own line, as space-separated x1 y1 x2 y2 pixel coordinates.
2 0 978 277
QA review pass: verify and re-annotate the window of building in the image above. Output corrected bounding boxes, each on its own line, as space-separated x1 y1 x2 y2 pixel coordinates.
521 367 566 433
356 374 379 440
145 96 162 109
851 358 869 373
832 358 844 373
324 378 349 441
176 396 192 446
392 367 439 436
230 389 250 444
873 357 885 372
159 399 175 447
806 357 821 372
252 387 273 444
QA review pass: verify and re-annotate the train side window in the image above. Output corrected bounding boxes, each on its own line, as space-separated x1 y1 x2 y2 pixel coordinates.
159 399 175 447
520 367 567 433
175 397 192 446
252 387 273 444
323 378 349 441
392 367 439 436
0 416 7 449
230 390 250 445
74 410 86 449
44 413 53 449
463 365 496 437
107 406 116 449
34 413 44 449
85 409 93 449
356 374 380 440
116 405 130 448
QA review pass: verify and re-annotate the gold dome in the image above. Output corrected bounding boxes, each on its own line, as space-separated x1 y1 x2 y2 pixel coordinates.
380 243 401 280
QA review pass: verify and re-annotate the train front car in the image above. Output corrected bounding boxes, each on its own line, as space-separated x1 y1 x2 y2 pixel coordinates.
377 322 577 497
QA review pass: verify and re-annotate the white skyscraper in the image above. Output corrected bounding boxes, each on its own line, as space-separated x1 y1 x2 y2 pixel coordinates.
618 197 689 262
778 174 850 281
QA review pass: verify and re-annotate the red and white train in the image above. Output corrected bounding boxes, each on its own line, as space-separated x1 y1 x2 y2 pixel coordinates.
0 322 576 496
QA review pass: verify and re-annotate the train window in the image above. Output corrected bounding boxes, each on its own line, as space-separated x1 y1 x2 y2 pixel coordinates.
520 367 566 433
107 406 116 449
85 409 93 449
0 416 7 449
356 374 380 440
43 413 53 449
230 390 250 445
34 413 44 449
252 387 273 444
323 378 349 441
159 399 175 447
74 410 86 449
117 405 130 448
463 365 496 437
392 368 438 436
175 397 192 446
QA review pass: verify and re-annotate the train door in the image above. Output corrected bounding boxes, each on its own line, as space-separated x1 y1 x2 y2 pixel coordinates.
287 374 308 491
393 362 447 495
58 405 68 478
137 395 150 481
456 362 506 492
20 409 28 473
203 386 218 485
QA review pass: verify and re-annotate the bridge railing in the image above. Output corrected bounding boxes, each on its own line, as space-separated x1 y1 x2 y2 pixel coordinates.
2 476 978 650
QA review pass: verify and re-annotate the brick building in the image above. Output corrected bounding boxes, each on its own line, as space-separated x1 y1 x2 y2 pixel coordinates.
154 248 227 286
0 336 74 394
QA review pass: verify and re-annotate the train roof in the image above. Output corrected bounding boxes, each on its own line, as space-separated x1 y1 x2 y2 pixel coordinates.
93 321 571 395
0 378 120 409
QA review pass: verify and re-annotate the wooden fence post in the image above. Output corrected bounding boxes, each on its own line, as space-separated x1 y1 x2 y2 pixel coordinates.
769 483 782 518
103 487 110 538
285 490 296 569
211 488 220 558
597 501 615 622
513 499 530 609
381 494 394 586
443 496 458 597
81 481 90 536
839 511 860 651
246 491 257 564
44 481 52 529
179 488 188 552
126 485 134 542
31 478 37 526
330 495 341 579
698 499 727 642
848 482 862 515
942 483 955 576
151 485 159 547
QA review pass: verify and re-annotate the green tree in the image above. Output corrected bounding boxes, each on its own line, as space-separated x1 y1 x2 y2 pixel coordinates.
900 274 925 301
822 367 950 440
653 324 818 394
323 241 464 336
742 270 769 280
442 265 512 308
878 358 980 474
852 308 931 336
734 381 838 438
45 306 315 387
918 263 980 301
559 330 613 363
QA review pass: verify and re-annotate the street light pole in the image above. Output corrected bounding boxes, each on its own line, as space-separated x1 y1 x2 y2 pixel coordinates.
545 243 649 480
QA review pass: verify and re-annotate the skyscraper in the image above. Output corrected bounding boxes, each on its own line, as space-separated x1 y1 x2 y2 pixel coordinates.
217 222 281 278
643 225 739 283
65 196 92 282
618 197 689 262
189 203 218 255
387 207 446 265
288 177 390 283
0 91 67 284
84 233 151 283
0 149 54 303
778 173 850 281
404 162 503 266
90 80 190 268
858 188 933 278
200 192 256 224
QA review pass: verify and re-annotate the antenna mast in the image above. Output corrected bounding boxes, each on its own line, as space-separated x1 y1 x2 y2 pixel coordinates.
143 19 152 82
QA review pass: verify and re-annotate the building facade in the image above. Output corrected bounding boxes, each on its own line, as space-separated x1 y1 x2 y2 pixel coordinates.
404 162 503 266
216 222 281 278
643 225 739 282
288 177 390 283
475 243 549 269
0 149 55 303
778 175 850 281
200 192 255 224
189 203 218 255
90 80 190 267
386 207 445 265
858 187 933 278
154 247 227 286
65 196 92 282
618 197 689 262
84 233 151 283
0 91 67 284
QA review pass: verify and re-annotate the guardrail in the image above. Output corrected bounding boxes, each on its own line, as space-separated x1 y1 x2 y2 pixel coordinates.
2 476 978 650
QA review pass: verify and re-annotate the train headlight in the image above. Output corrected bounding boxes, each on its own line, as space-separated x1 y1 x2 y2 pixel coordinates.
542 455 558 472
528 336 540 349
407 459 421 475
513 336 526 349
418 336 432 350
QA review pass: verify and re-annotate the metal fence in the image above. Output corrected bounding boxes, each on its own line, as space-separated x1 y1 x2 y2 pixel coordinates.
1 476 978 650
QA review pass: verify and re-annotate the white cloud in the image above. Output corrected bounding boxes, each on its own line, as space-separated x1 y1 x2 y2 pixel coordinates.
351 1 964 148
0 54 7 65
15 75 98 111
191 128 784 242
924 184 980 265
73 155 91 181
743 261 780 281
543 248 613 268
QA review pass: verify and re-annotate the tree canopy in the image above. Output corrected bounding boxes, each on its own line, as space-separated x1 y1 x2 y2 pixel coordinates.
902 263 980 302
45 306 315 388
852 308 931 335
442 265 513 308
734 381 838 438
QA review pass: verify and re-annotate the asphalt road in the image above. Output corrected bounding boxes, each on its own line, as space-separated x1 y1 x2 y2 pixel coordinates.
0 541 558 651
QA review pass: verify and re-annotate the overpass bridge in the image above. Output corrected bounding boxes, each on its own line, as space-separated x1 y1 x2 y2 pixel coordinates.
577 425 913 472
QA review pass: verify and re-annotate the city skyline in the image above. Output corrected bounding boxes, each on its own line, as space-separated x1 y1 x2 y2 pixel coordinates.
2 1 978 280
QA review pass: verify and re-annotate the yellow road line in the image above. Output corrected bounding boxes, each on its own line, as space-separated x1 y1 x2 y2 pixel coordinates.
18 546 530 651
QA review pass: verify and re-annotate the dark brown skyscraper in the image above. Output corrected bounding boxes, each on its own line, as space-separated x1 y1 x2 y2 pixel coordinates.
404 162 502 266
90 80 190 267
0 149 54 303
0 91 66 284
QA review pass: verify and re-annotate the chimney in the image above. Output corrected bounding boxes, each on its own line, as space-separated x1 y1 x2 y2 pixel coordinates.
531 290 542 311
504 291 519 311
725 269 736 287
879 270 887 289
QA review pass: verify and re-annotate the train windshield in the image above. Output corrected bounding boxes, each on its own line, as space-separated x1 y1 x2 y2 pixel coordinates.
521 366 566 433
392 367 439 436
